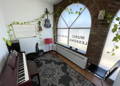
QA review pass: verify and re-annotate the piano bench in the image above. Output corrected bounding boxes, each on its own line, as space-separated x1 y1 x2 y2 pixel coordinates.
27 61 40 86
31 73 40 86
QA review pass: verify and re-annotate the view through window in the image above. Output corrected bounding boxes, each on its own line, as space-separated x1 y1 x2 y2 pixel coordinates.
99 10 120 80
57 3 91 54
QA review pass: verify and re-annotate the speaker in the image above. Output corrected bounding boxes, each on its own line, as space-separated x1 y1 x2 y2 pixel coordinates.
7 40 20 52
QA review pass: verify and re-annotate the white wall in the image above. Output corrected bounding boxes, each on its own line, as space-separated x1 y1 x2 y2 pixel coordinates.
19 37 39 53
0 7 8 74
0 0 54 53
113 70 120 86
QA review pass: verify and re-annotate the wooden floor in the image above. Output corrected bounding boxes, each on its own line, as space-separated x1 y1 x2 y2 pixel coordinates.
50 51 113 86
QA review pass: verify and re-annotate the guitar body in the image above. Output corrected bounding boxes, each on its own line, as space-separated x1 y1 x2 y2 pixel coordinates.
44 18 51 28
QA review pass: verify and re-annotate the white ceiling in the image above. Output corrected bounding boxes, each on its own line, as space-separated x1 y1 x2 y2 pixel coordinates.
43 0 63 5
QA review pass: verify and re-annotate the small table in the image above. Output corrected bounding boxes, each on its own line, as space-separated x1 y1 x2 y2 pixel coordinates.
27 61 40 86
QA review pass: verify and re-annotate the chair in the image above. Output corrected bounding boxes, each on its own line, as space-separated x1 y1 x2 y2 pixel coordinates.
26 43 44 61
27 60 40 86
44 38 53 51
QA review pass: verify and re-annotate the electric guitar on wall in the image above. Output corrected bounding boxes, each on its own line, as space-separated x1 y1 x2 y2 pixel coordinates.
44 8 51 28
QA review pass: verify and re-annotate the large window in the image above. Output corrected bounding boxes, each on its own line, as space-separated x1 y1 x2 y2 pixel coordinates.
99 10 120 80
57 3 91 54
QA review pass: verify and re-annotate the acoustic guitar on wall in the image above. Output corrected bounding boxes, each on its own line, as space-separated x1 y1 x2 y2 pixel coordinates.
44 8 51 28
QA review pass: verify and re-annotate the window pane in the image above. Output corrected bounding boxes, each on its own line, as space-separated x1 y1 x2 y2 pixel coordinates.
59 3 91 28
69 29 90 54
57 3 91 54
57 16 68 28
61 4 84 27
57 29 68 46
71 8 91 28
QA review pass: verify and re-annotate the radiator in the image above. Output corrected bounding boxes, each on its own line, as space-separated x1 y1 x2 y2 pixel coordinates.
55 44 88 69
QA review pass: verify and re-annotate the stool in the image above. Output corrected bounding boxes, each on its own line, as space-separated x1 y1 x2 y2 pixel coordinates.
27 61 40 86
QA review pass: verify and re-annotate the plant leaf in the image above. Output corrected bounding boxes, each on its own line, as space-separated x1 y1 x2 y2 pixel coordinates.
112 36 118 42
112 53 115 56
116 17 120 21
115 45 119 49
112 24 118 33
6 40 12 46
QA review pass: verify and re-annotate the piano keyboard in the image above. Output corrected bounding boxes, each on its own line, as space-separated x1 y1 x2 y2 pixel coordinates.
17 53 29 85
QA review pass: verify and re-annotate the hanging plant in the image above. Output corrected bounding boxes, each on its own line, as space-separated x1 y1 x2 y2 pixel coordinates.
104 12 114 24
3 13 46 46
106 15 120 56
2 37 12 46
3 5 86 46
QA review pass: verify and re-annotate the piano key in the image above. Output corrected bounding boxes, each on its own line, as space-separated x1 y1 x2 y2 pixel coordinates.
18 79 25 84
18 73 24 77
18 78 25 84
17 75 24 80
18 75 25 80
18 72 24 75
18 70 24 74
18 68 24 72
18 66 24 69
22 53 29 81
17 53 29 85
18 64 23 67
18 67 24 70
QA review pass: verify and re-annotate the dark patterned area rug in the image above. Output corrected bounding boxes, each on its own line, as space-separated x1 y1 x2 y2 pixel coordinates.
32 53 95 86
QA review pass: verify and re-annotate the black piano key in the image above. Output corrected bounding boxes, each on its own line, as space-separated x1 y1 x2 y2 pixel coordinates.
18 77 25 83
19 60 23 62
19 67 24 71
19 60 23 63
19 65 24 69
18 61 23 64
19 64 23 67
18 66 24 70
18 70 24 75
18 79 25 84
18 74 25 79
18 68 24 72
19 63 23 67
18 73 24 77
18 66 24 69
18 71 24 75
18 76 25 81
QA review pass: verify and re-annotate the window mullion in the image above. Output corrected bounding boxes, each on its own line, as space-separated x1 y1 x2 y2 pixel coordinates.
67 28 70 46
61 15 69 28
69 7 86 28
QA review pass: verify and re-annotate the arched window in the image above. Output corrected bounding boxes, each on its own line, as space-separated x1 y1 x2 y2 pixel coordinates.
57 3 91 54
99 10 120 80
